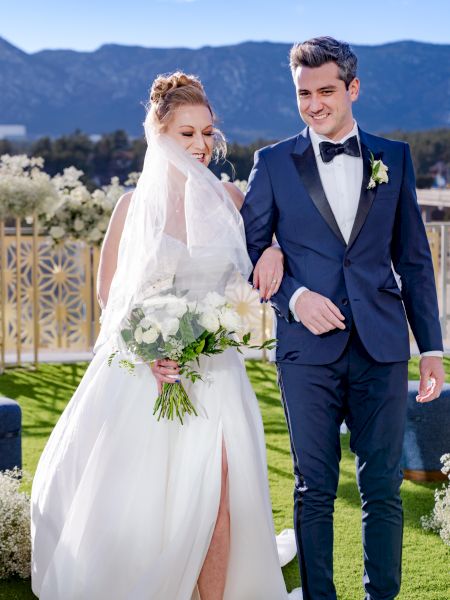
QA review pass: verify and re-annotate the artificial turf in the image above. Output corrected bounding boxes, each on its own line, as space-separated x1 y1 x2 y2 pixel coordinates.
0 357 449 599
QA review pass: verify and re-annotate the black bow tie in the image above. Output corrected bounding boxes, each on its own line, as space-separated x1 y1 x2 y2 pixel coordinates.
319 135 361 163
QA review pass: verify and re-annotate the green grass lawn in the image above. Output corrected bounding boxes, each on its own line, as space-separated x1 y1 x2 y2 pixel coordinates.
0 357 449 599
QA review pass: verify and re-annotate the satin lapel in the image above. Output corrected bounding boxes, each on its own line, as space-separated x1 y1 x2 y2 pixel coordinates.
347 141 381 250
291 142 347 246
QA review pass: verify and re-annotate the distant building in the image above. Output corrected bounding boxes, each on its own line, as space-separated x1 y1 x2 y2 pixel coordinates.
0 125 27 140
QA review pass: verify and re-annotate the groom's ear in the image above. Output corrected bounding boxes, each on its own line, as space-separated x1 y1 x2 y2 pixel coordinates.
348 77 360 102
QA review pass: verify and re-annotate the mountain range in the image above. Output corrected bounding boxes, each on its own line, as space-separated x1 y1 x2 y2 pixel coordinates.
0 37 449 143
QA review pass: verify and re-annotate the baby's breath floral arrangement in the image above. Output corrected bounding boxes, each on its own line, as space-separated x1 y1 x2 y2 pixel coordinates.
421 453 450 546
109 291 274 424
0 154 248 248
0 154 59 220
42 167 124 246
0 469 31 579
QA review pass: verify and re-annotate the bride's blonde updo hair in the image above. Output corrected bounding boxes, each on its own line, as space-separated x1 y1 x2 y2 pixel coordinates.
148 71 226 159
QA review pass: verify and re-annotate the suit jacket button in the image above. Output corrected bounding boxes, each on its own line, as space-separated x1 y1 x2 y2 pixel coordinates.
342 298 349 306
344 259 351 267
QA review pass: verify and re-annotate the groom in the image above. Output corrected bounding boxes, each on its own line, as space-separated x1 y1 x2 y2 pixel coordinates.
241 37 445 599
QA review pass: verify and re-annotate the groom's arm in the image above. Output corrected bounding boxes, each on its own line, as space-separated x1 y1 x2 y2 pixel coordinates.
241 149 303 322
391 143 443 354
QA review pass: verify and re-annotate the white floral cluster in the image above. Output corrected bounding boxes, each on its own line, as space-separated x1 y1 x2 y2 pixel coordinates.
220 173 248 194
42 168 125 246
133 292 242 361
0 469 31 579
421 453 450 546
367 155 389 190
0 154 59 220
136 294 190 348
197 291 242 333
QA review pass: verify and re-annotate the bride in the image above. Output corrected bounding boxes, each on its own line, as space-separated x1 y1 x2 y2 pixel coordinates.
31 71 300 600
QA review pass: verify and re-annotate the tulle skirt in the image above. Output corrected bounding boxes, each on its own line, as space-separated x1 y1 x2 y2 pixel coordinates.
31 345 295 599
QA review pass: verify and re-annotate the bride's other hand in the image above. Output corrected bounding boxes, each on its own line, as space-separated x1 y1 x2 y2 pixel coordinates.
253 245 284 301
150 359 181 393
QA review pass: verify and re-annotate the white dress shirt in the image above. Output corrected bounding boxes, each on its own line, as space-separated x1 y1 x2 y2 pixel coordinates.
287 121 442 358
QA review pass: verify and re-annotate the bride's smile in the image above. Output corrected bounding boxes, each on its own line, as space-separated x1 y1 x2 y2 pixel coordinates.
165 104 215 166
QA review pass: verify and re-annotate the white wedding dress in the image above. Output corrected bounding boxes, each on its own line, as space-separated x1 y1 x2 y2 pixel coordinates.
31 337 300 599
31 127 302 600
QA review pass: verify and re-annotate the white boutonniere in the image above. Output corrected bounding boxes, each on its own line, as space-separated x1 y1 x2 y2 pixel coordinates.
367 152 389 189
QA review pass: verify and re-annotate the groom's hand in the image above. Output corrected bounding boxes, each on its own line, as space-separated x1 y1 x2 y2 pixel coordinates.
295 291 346 335
417 356 445 402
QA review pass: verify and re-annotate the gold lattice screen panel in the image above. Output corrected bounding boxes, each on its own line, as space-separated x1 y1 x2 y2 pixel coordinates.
1 226 445 365
3 236 95 352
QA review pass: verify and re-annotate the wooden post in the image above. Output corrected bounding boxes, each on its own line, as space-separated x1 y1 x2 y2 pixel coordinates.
15 217 22 366
32 213 40 368
0 219 5 373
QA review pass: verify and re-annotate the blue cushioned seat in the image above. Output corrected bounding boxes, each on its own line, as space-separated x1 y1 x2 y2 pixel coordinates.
0 397 22 472
402 382 450 481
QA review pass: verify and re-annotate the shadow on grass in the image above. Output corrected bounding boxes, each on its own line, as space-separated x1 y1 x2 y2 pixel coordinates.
266 441 292 457
336 438 440 531
268 464 294 480
0 363 88 449
0 577 36 600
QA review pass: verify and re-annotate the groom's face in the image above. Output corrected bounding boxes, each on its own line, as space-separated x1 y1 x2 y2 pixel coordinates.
294 62 359 141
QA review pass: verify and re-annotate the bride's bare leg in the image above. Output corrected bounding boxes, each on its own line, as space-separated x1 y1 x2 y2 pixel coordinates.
197 439 230 600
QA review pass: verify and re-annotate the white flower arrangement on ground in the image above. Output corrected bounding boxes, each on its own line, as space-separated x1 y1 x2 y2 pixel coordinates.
421 453 450 546
0 469 31 579
0 154 59 220
42 168 125 246
109 291 274 424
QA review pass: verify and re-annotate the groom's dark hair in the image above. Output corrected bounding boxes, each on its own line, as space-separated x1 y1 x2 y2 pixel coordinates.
290 36 357 88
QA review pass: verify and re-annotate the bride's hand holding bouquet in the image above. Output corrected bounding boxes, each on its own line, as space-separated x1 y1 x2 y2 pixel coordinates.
109 291 274 424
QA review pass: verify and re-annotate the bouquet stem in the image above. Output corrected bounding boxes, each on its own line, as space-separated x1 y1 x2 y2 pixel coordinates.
153 382 198 424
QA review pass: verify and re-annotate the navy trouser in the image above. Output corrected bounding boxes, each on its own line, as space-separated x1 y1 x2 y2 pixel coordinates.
277 327 408 600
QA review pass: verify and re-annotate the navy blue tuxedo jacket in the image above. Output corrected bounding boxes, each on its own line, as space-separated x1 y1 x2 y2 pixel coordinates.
241 127 443 364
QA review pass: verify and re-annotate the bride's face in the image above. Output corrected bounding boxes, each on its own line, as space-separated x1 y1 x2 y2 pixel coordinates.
165 104 215 166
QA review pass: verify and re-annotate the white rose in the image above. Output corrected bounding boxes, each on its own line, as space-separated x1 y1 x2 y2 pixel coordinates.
134 327 143 343
50 225 65 239
166 297 188 318
74 218 84 232
160 318 180 341
219 308 242 331
139 317 153 329
142 327 159 344
203 292 225 309
199 311 220 333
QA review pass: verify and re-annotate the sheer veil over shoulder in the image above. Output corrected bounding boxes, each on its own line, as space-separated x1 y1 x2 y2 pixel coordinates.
95 120 252 355
31 115 300 600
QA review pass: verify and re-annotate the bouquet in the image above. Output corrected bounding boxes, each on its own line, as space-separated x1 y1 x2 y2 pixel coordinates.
109 291 274 424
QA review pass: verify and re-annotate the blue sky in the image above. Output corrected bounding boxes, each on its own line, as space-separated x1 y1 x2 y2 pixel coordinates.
2 0 449 53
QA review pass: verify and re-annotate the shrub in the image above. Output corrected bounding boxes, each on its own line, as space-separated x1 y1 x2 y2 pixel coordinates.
421 453 450 546
0 469 31 579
